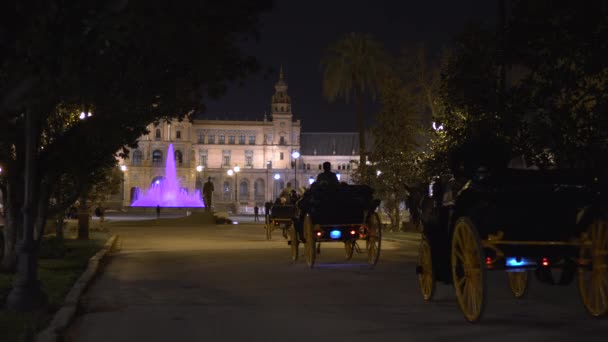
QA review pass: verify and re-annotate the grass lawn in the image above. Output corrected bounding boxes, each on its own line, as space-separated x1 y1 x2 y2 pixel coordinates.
0 231 109 342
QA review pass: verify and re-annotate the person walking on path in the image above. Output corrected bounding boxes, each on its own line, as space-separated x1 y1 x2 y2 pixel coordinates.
156 205 161 219
254 205 260 222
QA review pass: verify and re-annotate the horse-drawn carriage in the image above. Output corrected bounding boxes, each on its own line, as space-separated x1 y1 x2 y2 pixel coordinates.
295 184 382 268
265 203 296 241
417 167 608 322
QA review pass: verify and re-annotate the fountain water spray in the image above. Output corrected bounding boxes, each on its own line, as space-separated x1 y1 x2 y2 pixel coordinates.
131 144 205 207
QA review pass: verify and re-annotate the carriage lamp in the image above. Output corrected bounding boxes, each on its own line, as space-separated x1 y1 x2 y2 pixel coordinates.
486 257 494 266
330 230 342 239
350 230 357 236
541 257 550 267
274 173 280 180
316 231 322 237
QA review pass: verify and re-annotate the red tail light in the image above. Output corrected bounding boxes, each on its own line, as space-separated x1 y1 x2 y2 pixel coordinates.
541 257 549 267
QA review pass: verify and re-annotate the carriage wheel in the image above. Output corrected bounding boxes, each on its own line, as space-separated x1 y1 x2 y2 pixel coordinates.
303 215 316 268
289 228 299 262
578 217 608 317
344 240 355 261
451 217 487 323
417 237 435 301
366 213 382 267
507 271 529 299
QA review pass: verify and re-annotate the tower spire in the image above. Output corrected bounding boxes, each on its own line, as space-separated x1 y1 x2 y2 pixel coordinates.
279 65 284 80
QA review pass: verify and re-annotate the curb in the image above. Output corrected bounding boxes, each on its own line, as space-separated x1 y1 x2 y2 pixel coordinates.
35 234 121 342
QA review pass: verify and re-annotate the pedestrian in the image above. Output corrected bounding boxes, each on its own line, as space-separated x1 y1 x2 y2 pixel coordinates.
254 205 259 222
156 204 161 219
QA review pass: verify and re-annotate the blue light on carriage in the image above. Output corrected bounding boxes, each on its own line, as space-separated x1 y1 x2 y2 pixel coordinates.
330 230 342 239
506 257 531 267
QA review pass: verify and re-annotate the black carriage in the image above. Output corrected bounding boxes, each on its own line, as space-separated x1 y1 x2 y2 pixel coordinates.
296 184 382 268
265 203 296 242
416 167 608 322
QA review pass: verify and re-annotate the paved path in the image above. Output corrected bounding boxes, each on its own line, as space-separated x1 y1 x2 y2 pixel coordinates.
65 219 607 342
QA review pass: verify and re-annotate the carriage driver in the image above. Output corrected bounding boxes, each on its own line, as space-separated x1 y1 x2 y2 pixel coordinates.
316 161 339 186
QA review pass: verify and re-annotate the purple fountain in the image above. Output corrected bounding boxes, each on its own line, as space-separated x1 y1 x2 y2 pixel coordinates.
131 144 205 208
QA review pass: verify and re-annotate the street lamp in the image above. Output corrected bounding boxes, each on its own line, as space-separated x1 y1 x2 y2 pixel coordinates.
196 165 203 198
308 176 314 185
291 151 300 189
274 173 280 199
336 173 341 181
120 165 127 204
227 165 240 202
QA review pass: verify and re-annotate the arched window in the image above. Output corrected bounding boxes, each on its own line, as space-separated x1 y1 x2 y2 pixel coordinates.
151 176 165 186
155 129 161 140
174 150 183 164
152 150 163 166
239 180 249 201
254 178 265 202
132 150 143 166
223 181 232 201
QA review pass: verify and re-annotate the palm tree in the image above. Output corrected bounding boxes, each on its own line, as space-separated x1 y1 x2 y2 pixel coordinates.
321 32 387 182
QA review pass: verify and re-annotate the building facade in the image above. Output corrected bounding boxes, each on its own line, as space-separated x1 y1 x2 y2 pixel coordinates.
119 69 360 210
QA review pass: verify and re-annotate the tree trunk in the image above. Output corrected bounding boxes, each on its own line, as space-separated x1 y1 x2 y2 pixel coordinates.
6 107 47 311
55 214 65 242
394 203 401 232
77 195 89 240
355 89 367 183
1 187 20 272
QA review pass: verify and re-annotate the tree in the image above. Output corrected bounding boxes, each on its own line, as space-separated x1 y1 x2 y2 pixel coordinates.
0 0 273 310
321 33 388 182
370 68 424 231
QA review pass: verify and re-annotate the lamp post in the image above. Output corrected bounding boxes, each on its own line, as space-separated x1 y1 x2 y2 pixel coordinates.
196 165 203 199
291 151 300 189
274 173 280 199
120 165 127 205
227 165 240 202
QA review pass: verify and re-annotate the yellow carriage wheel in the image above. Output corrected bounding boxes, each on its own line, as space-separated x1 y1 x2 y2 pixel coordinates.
304 215 316 268
451 217 487 323
289 228 299 262
578 217 608 317
507 271 529 299
344 240 355 261
417 237 435 301
366 213 382 267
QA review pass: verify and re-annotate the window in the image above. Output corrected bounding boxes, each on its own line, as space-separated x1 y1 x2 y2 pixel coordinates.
279 136 286 145
219 135 225 144
280 152 284 160
249 135 255 145
196 131 204 143
306 164 310 170
132 150 143 166
228 135 235 144
245 150 253 167
155 129 161 140
174 150 183 164
338 165 341 170
222 150 231 167
239 135 245 144
152 150 163 166
208 135 215 144
318 164 322 170
176 130 181 139
200 150 208 167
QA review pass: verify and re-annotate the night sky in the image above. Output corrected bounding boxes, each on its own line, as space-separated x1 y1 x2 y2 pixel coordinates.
203 0 497 132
